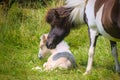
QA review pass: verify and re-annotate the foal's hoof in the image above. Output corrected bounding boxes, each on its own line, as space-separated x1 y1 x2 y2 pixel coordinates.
43 63 47 67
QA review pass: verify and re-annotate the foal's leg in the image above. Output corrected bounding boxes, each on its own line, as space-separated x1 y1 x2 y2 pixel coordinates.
110 41 120 73
84 28 98 75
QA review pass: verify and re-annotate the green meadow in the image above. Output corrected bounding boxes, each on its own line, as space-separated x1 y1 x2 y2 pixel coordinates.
0 0 120 80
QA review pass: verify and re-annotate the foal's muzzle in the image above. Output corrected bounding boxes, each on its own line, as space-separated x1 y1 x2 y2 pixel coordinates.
39 56 43 59
38 53 43 60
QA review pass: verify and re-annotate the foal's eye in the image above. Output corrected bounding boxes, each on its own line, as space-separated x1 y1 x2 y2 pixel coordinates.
40 44 44 49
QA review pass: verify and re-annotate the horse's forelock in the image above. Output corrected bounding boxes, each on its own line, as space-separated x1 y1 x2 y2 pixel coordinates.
46 7 73 28
46 9 55 24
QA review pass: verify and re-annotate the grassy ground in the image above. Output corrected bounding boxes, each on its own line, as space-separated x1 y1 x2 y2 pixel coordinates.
0 1 120 80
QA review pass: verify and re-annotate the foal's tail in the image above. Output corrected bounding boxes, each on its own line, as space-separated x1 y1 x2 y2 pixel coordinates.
68 53 77 68
53 52 77 68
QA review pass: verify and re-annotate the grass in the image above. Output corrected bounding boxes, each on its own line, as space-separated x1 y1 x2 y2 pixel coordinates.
0 0 120 80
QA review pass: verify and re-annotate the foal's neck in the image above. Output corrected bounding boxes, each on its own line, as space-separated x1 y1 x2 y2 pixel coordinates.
50 41 70 55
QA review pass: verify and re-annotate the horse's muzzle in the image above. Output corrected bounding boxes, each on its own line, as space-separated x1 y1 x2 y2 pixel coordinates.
46 42 56 49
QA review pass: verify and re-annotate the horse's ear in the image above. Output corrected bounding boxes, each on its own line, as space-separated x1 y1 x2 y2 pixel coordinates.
46 9 55 23
54 10 60 18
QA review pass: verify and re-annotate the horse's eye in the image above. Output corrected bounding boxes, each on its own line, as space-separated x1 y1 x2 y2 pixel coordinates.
51 23 54 27
51 25 55 28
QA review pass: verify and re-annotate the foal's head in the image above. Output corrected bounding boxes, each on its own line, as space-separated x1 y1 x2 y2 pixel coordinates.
38 34 50 59
46 7 73 49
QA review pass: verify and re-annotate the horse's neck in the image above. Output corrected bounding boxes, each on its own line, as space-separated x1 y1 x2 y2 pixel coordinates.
85 0 97 26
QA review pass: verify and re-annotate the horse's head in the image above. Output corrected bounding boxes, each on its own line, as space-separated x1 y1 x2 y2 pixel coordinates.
38 34 50 59
46 7 73 49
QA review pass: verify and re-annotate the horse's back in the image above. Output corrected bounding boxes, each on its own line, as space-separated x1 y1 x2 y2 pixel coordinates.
95 0 120 40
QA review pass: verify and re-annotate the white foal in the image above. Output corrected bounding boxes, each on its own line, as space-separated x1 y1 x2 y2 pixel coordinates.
38 34 77 70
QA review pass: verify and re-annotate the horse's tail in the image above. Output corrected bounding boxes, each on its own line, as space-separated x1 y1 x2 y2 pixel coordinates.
53 52 77 68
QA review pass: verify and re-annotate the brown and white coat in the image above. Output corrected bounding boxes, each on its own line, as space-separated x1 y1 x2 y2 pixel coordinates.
46 0 120 75
66 0 120 75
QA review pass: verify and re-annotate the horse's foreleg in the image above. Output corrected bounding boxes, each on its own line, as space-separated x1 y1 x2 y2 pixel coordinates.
110 41 120 73
84 28 98 75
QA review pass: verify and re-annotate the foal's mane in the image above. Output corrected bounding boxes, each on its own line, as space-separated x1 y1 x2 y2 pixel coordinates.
46 7 74 28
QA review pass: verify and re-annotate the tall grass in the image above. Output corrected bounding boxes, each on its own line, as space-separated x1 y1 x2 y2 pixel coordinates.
0 0 120 80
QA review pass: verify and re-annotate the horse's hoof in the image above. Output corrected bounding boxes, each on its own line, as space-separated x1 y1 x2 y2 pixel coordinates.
83 72 88 75
116 67 120 74
116 70 120 74
83 71 90 75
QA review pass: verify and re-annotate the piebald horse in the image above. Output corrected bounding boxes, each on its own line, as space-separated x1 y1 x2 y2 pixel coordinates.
45 0 120 75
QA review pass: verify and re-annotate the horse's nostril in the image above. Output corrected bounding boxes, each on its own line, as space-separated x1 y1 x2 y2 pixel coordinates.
46 42 49 48
46 42 56 49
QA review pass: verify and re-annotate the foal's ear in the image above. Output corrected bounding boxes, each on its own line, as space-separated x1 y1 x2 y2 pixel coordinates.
44 34 48 40
40 34 47 42
54 10 60 18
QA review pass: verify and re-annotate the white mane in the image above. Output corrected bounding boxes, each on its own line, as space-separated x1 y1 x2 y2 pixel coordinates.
64 0 86 24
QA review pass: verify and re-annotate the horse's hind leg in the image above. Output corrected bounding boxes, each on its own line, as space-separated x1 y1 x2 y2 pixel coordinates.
110 41 120 73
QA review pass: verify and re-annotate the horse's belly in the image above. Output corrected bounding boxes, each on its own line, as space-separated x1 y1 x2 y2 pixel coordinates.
96 4 120 42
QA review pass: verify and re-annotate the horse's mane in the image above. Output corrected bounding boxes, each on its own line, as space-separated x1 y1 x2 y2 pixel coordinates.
46 7 74 28
45 0 86 28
